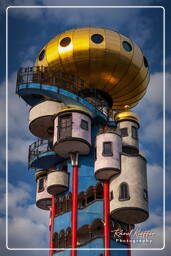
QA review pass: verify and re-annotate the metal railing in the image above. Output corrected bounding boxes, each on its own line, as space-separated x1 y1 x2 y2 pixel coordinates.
16 66 109 115
16 66 88 95
28 139 53 168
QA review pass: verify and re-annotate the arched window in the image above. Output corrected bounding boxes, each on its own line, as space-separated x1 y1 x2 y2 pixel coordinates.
119 183 130 201
96 183 103 199
38 177 44 193
66 227 72 248
59 230 65 248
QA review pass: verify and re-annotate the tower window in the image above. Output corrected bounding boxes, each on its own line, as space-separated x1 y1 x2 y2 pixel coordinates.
132 126 138 139
144 189 148 201
103 142 113 156
94 146 97 160
110 191 114 201
143 56 148 68
122 41 132 52
60 37 71 47
38 177 44 192
119 183 130 201
91 34 104 44
80 119 88 130
39 49 45 61
120 128 128 137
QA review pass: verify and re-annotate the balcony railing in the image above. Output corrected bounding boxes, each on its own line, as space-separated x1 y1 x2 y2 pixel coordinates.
16 66 87 95
16 66 111 115
28 139 53 168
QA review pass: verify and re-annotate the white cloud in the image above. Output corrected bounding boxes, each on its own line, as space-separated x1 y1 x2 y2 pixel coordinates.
0 179 49 251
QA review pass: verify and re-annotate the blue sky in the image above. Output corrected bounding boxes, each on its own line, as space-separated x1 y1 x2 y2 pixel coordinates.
0 0 171 255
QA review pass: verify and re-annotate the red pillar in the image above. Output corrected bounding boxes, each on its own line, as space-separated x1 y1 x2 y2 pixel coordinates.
49 195 55 256
104 181 110 256
127 225 131 256
71 165 78 256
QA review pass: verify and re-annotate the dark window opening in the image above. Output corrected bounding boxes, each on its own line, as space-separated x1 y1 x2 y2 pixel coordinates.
121 128 128 137
60 37 71 47
91 34 104 44
38 177 44 192
119 183 130 201
110 191 114 201
132 126 138 140
94 147 97 161
39 49 45 61
80 119 88 130
103 142 113 156
143 56 148 68
144 189 148 201
87 195 95 205
122 41 132 52
58 114 72 139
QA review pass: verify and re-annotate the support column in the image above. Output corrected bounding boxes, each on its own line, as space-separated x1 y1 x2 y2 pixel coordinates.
49 195 55 256
127 225 131 256
104 181 110 256
70 153 79 256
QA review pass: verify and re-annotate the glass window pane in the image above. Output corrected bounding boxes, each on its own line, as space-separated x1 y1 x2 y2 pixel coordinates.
103 142 113 156
132 126 138 139
121 128 128 137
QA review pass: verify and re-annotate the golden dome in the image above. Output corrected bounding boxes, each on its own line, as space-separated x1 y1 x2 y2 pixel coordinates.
114 106 140 124
35 170 47 181
35 27 150 110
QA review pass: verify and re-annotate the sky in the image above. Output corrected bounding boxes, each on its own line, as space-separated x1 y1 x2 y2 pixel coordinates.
0 0 171 255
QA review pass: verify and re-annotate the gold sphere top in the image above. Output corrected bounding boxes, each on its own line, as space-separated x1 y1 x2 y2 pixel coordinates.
114 107 140 124
35 170 47 181
35 27 150 110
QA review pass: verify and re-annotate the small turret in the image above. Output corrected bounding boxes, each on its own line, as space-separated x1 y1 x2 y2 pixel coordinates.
114 106 140 154
53 108 91 158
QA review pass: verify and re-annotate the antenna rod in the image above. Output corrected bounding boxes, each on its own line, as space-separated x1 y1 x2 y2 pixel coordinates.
70 153 79 256
104 181 110 256
49 195 55 256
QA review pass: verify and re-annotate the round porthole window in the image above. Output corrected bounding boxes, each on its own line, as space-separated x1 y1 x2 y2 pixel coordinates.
91 34 104 44
60 37 71 47
39 49 45 61
122 41 132 52
143 56 148 68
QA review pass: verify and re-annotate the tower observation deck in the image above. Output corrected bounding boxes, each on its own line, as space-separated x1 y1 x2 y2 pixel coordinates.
16 27 150 256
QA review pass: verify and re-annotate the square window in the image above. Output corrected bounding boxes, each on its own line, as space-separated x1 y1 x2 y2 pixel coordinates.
132 126 138 139
103 142 113 156
121 128 128 137
80 119 88 130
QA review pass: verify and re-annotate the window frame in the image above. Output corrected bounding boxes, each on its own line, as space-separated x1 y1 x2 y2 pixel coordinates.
143 189 148 201
102 141 113 156
38 177 45 193
132 126 138 140
120 128 128 137
119 182 130 201
80 119 89 131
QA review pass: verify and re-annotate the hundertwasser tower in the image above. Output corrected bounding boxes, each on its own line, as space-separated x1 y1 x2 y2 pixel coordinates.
16 27 150 256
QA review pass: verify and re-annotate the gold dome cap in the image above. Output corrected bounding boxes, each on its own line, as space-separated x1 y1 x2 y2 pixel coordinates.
35 170 47 181
35 27 150 110
114 105 140 124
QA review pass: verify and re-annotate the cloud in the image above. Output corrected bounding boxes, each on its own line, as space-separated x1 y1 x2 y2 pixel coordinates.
0 179 49 251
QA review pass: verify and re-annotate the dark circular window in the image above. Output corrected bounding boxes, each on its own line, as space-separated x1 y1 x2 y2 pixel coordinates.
91 34 104 44
143 56 148 68
60 37 71 47
39 49 45 61
122 41 132 52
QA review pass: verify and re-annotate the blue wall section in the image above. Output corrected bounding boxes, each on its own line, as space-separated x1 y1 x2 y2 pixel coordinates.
54 201 103 232
54 238 129 255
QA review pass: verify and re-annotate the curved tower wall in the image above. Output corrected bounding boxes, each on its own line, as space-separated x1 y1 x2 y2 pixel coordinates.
110 153 148 224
